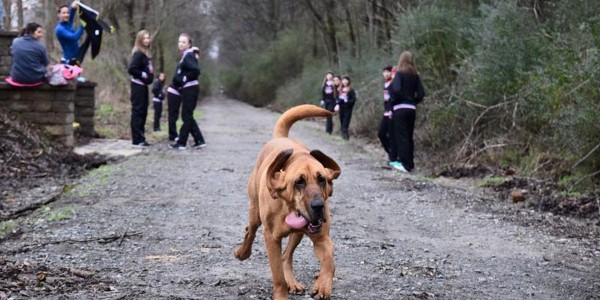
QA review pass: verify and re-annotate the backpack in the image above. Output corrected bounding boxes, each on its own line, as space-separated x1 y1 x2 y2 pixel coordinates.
47 64 84 86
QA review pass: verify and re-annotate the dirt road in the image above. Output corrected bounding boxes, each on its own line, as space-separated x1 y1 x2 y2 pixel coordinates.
1 96 599 299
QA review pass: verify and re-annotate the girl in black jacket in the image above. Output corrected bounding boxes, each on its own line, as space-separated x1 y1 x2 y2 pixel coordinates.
169 34 205 149
379 66 394 161
336 76 356 140
151 72 165 131
389 51 425 172
321 72 337 134
128 29 154 146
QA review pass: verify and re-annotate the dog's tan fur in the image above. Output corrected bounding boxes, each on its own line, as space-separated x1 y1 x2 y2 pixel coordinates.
234 105 341 300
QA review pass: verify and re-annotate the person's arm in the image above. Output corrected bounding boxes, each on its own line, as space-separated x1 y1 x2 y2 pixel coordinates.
128 52 144 78
391 72 402 104
180 53 200 82
415 75 425 104
348 89 356 103
56 24 84 41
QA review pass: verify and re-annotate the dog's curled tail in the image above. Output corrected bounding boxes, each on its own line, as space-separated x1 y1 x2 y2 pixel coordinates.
273 104 332 138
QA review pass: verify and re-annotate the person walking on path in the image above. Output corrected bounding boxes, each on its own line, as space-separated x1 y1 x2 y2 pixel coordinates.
389 51 425 172
378 65 394 162
9 23 50 85
169 34 206 150
320 71 337 134
55 1 83 66
337 76 357 140
152 72 166 132
128 29 154 147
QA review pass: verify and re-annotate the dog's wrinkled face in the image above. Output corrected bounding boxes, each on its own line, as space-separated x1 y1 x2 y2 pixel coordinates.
267 149 341 234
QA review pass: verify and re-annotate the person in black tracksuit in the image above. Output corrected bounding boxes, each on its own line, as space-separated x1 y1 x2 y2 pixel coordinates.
320 72 337 134
128 30 154 146
151 72 165 131
378 66 394 162
389 51 425 172
336 76 356 140
169 34 205 149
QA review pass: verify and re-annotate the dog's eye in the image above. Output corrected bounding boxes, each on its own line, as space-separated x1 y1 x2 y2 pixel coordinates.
295 177 306 189
317 175 326 186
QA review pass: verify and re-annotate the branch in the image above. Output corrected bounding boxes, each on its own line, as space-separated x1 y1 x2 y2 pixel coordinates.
571 142 600 170
3 231 142 255
0 185 67 221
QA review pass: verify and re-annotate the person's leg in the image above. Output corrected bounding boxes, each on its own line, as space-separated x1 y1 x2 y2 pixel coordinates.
183 86 206 145
338 105 346 137
153 101 162 131
177 88 197 145
404 110 416 171
378 116 391 158
344 104 354 139
325 101 335 134
167 92 181 141
397 109 415 171
140 88 149 138
130 83 145 144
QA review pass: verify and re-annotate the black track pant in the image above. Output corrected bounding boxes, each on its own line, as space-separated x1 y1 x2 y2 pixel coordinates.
153 101 162 131
390 109 416 171
378 115 394 161
130 83 149 144
324 100 336 134
177 85 205 145
339 102 354 139
167 91 181 141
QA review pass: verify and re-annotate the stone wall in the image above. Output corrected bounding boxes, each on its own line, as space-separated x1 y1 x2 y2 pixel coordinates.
0 30 96 147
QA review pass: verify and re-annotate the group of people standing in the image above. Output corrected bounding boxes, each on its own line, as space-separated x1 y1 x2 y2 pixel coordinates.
319 50 425 173
378 51 425 173
320 73 356 140
127 31 206 149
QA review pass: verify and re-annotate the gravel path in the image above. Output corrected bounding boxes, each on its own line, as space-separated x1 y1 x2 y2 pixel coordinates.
1 96 599 300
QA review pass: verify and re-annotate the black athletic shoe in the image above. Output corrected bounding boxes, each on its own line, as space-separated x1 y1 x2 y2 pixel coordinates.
192 142 206 149
133 141 151 147
169 143 186 150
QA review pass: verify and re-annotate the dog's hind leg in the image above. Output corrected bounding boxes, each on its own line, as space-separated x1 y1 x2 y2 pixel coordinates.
234 194 261 260
282 232 306 293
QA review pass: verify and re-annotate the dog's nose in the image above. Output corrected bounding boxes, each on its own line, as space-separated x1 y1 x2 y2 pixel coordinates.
311 199 324 211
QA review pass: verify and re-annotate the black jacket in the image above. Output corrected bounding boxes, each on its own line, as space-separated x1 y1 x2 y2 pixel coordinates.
383 79 393 112
391 71 425 106
322 81 336 102
128 51 154 85
171 49 200 89
152 80 165 100
337 87 356 105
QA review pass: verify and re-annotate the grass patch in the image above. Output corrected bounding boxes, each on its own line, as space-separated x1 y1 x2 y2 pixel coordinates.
0 220 18 238
479 175 511 187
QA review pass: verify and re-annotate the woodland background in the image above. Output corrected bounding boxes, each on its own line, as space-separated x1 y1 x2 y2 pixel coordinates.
2 0 599 193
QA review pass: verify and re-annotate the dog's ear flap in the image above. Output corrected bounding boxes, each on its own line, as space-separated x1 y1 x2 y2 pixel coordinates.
267 148 293 199
310 150 341 180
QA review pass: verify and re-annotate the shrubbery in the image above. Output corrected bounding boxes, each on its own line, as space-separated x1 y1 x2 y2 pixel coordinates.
223 0 599 192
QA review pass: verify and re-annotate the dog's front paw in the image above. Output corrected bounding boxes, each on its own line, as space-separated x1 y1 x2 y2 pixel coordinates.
311 276 332 300
287 278 305 294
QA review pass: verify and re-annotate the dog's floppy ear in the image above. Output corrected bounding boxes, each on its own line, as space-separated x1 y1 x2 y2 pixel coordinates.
267 148 293 199
310 150 341 180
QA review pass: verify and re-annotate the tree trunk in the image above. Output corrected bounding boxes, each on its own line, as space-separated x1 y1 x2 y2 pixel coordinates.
16 0 23 29
2 0 11 30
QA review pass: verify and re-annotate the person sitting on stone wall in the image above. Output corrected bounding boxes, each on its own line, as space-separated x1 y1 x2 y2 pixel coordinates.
7 22 50 86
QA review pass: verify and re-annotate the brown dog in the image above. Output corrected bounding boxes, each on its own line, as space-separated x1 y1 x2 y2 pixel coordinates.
234 104 342 300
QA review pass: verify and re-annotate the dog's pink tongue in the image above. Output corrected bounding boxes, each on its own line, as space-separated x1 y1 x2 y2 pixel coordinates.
285 212 308 229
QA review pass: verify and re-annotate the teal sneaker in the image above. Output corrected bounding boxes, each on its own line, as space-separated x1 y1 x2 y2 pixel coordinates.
393 162 408 173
